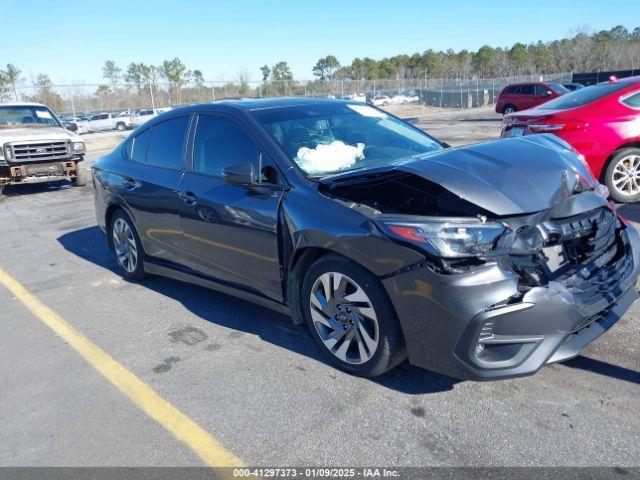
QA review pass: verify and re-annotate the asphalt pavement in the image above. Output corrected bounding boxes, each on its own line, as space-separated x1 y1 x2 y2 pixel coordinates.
0 109 638 469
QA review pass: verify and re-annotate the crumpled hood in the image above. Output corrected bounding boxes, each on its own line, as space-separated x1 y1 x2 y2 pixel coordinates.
398 134 598 216
0 126 77 143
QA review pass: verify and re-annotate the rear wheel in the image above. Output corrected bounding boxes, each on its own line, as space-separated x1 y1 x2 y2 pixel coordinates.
302 254 406 377
502 104 516 115
110 210 146 280
604 148 640 203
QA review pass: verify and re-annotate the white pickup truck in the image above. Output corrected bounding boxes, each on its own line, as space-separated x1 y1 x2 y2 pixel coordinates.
86 112 134 132
132 107 172 127
0 102 86 195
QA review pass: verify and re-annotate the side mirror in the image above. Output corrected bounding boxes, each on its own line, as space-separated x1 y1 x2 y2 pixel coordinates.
222 161 256 185
545 90 553 96
65 123 78 132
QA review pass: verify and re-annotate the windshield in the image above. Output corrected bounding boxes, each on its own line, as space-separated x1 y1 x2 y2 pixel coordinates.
547 83 570 94
0 105 61 128
536 82 628 110
253 103 443 176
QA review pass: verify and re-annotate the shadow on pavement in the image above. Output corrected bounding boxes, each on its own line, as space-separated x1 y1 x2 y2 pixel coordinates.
563 356 640 385
58 225 459 395
2 181 74 197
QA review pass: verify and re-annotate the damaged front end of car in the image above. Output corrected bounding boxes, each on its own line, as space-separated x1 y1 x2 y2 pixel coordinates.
319 136 640 380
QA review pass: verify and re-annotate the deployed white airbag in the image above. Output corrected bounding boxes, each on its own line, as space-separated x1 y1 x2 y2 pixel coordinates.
295 141 365 174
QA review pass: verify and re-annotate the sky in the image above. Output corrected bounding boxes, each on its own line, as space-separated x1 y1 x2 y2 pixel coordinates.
4 0 640 85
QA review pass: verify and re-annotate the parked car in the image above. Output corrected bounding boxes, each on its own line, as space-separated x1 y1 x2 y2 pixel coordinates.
501 76 640 202
132 107 172 127
92 98 639 381
86 112 134 132
496 82 570 115
0 102 86 194
370 95 391 106
65 117 90 135
563 82 585 91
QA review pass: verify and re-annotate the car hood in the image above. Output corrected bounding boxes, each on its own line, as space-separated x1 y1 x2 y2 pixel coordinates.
399 135 597 216
325 134 598 217
0 126 77 143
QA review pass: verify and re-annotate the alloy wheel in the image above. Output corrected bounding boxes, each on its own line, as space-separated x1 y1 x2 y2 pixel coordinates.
612 154 640 197
112 217 138 273
309 272 379 365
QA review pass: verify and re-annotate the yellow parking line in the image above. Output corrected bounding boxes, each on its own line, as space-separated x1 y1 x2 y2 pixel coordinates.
0 267 246 474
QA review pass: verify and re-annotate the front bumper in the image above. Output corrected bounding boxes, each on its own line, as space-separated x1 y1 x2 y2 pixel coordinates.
382 225 640 381
0 156 84 186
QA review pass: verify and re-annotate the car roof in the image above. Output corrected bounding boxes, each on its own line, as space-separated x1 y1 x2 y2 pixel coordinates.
0 101 48 107
167 97 361 114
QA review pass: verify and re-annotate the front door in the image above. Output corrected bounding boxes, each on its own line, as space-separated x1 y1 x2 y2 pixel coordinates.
176 113 285 302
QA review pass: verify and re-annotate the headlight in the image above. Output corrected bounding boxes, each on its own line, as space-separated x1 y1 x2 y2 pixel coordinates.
72 142 85 153
380 218 505 258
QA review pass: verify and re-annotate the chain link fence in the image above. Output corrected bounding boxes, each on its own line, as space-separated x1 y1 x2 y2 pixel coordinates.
11 73 572 117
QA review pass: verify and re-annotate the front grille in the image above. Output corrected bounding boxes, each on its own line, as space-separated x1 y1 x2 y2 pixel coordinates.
552 208 634 320
8 140 71 162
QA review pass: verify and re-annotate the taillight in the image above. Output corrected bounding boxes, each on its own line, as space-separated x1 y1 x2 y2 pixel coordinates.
529 119 588 133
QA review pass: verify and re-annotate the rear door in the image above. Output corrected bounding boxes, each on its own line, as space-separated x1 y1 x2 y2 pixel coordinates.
517 84 536 110
114 115 193 264
176 113 286 302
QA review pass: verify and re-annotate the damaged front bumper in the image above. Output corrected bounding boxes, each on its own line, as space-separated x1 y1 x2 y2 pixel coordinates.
0 158 83 186
382 218 640 381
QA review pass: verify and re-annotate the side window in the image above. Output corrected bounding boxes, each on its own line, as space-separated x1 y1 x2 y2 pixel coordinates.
146 116 190 170
534 84 549 96
194 115 260 178
505 86 519 94
132 128 151 163
622 91 640 109
519 85 534 95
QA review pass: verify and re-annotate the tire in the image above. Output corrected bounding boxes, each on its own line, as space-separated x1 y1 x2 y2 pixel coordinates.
72 161 87 187
604 148 640 203
502 104 516 115
109 210 146 280
116 122 126 131
301 253 406 377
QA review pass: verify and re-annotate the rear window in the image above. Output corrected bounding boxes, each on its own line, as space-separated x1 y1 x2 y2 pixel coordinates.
537 82 629 110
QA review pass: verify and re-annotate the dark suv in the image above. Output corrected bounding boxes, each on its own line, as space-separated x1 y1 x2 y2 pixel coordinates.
496 82 569 115
92 98 639 381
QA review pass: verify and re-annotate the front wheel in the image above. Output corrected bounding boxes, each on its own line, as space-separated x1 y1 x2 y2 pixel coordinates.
502 104 516 115
604 148 640 203
302 254 406 377
110 210 146 280
72 162 87 186
116 122 126 131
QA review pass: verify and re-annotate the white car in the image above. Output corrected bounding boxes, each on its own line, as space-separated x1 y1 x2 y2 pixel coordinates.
132 107 172 127
67 118 90 135
371 95 391 107
86 112 134 132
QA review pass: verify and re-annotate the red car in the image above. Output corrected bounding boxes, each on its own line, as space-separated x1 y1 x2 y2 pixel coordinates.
501 76 640 202
495 82 569 115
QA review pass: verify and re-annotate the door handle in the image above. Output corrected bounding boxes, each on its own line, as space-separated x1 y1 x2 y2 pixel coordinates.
122 177 136 189
178 190 198 205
